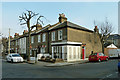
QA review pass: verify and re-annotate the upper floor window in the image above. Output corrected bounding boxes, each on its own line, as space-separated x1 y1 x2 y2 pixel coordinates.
58 30 62 40
38 35 41 42
42 33 46 42
16 40 17 46
31 36 34 43
52 31 55 41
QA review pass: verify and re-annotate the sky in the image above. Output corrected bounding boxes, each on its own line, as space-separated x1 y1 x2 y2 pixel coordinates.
1 1 118 37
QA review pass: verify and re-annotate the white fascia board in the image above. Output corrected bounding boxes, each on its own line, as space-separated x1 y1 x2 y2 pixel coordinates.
51 41 82 45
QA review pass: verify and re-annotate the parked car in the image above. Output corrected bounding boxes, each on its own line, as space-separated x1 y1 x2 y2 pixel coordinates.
118 61 120 72
6 53 24 63
89 53 109 62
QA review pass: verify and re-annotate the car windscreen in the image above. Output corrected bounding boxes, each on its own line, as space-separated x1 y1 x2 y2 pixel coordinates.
91 53 97 56
12 54 21 57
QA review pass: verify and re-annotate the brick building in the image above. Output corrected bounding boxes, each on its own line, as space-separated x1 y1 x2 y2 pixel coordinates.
5 13 102 62
105 34 120 48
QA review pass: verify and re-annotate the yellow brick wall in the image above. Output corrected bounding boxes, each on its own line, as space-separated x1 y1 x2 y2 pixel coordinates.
67 27 102 57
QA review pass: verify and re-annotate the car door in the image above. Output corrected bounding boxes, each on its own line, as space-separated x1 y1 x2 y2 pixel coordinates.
101 53 105 60
102 53 106 60
99 53 103 60
8 55 12 61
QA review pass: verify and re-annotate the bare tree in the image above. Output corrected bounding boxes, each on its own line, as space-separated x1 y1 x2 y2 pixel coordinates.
19 10 44 61
94 18 113 53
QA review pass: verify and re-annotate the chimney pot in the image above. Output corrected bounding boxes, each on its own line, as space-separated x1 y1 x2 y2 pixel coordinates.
94 26 99 33
59 13 67 23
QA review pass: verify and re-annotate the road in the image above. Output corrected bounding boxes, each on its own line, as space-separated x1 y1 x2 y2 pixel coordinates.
2 58 120 79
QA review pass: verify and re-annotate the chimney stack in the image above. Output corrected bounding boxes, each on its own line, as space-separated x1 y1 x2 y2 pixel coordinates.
23 30 28 34
14 33 19 37
10 36 13 39
94 26 99 33
58 13 67 23
36 24 42 30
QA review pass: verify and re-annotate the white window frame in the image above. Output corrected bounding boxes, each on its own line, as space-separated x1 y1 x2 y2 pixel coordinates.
16 48 17 53
52 31 55 41
38 35 41 42
42 33 46 42
31 36 34 43
58 30 62 40
16 40 17 46
41 47 45 53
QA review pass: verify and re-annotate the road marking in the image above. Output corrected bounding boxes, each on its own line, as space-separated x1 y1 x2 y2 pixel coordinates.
100 71 119 80
106 74 113 77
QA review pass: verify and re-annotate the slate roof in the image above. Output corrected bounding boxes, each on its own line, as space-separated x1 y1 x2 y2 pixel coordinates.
49 21 93 32
107 34 120 40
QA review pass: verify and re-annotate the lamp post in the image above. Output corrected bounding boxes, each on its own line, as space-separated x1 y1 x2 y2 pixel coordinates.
8 28 10 54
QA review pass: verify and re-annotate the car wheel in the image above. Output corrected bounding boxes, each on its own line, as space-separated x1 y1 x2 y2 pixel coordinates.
11 59 13 63
98 59 101 62
106 58 108 61
6 58 8 62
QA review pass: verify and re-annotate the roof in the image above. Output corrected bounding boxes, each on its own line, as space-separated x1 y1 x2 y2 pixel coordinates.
107 34 120 40
107 44 118 48
35 24 51 34
48 21 93 32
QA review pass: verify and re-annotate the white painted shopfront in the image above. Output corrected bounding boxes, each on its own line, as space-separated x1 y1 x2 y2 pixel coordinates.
51 41 84 62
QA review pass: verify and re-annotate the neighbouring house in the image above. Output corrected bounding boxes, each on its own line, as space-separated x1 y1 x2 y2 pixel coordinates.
105 34 120 48
4 32 27 59
18 30 28 59
0 39 3 54
1 37 7 58
4 13 102 62
104 44 120 58
30 24 51 58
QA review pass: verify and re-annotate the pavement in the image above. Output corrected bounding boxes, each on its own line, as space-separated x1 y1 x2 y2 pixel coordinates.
41 58 89 67
23 58 89 67
4 58 89 67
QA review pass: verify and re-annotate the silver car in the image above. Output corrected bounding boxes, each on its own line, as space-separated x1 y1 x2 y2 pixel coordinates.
6 53 24 63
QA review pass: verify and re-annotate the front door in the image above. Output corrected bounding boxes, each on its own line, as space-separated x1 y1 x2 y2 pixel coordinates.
82 46 86 60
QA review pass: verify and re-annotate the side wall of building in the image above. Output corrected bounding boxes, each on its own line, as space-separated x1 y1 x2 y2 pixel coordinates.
67 27 102 57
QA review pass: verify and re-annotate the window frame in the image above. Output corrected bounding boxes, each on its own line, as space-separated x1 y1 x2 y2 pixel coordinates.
31 36 34 43
52 31 55 41
58 30 63 40
42 33 46 42
38 34 41 42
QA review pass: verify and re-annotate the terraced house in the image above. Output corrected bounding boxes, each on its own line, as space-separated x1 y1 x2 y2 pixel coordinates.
5 13 102 62
5 31 28 59
29 13 102 62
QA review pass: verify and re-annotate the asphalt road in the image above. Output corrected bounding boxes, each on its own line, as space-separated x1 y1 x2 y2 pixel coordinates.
2 59 120 79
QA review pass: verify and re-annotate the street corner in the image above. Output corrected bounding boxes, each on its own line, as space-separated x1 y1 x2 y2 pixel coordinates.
44 62 74 67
